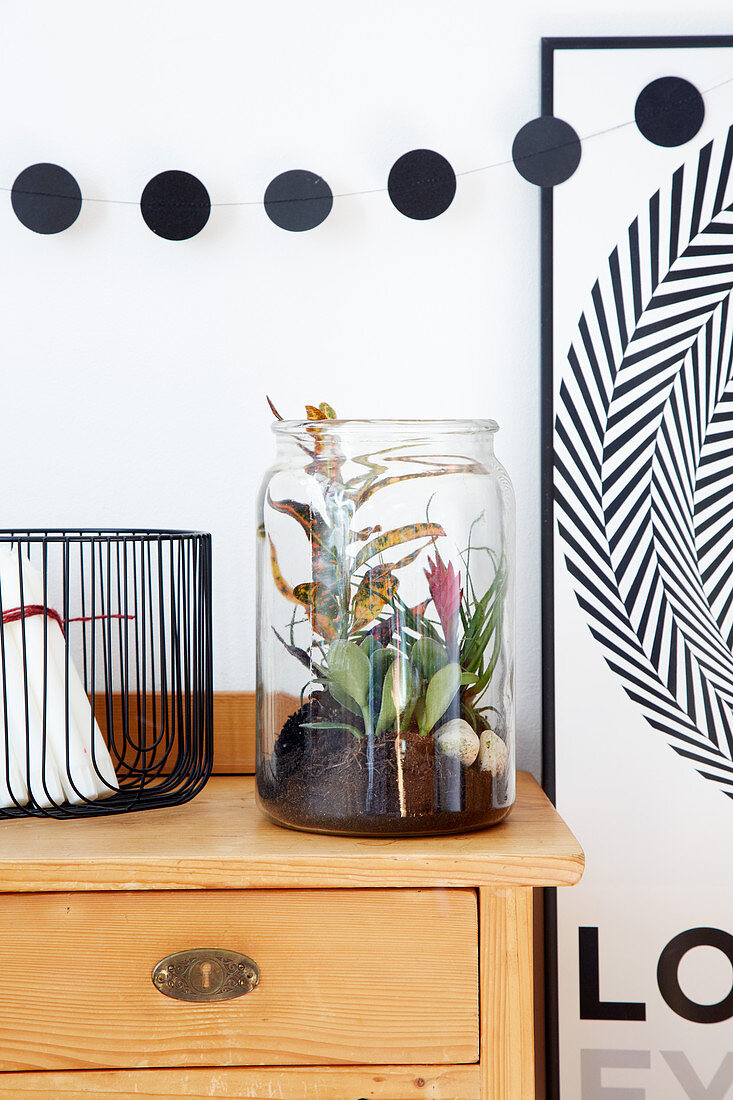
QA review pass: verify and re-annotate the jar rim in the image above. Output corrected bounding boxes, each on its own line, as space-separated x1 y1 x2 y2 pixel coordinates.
272 417 499 435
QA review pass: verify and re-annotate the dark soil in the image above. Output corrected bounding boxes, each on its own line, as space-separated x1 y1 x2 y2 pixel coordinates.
257 693 512 836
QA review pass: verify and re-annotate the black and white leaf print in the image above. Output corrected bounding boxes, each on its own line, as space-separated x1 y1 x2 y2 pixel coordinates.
555 125 733 796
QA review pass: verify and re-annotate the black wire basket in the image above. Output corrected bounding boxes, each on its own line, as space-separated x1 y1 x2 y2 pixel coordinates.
0 530 213 818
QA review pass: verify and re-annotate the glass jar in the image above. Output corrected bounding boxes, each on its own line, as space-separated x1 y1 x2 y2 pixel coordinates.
256 418 515 836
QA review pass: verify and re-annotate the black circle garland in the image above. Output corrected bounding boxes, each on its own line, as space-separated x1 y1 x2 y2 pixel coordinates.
264 170 333 231
11 164 82 234
387 149 456 220
140 171 211 240
511 117 581 187
5 74 723 235
635 76 705 147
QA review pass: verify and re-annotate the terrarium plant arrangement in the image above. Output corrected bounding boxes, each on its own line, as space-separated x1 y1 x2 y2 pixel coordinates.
256 401 515 836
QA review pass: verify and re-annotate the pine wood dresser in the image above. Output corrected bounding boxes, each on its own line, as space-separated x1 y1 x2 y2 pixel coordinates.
0 695 583 1100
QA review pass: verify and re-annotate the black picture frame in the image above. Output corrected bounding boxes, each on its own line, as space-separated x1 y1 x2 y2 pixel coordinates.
540 34 733 1100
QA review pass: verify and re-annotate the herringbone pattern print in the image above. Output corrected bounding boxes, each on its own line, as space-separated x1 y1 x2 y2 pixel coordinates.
556 126 733 796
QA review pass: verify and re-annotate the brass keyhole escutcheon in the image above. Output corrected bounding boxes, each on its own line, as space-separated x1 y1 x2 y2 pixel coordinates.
152 949 260 1003
189 956 224 995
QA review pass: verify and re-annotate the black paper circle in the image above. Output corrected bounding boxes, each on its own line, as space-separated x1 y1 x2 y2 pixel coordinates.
11 163 82 234
264 170 333 231
635 77 705 147
512 117 581 187
140 170 211 240
388 149 456 220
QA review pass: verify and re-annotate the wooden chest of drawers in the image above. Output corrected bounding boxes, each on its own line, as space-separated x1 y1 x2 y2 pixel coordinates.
0 701 583 1100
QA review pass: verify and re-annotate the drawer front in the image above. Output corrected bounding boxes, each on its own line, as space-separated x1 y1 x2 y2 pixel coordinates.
0 888 478 1071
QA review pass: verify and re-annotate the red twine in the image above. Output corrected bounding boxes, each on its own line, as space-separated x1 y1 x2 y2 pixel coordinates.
1 605 133 638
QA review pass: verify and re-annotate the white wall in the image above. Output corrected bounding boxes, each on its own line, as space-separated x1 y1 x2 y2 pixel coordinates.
2 0 730 779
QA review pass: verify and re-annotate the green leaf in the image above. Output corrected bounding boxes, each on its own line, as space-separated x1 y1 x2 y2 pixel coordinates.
410 638 448 683
469 630 503 697
370 650 392 682
367 647 394 717
376 657 414 734
461 587 503 673
328 639 371 708
414 696 427 736
424 662 461 732
359 636 383 659
460 587 494 659
328 681 364 720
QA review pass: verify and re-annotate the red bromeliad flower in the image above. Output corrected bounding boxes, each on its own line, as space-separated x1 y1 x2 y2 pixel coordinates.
424 552 462 654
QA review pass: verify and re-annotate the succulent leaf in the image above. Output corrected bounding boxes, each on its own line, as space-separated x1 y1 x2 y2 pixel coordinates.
375 656 416 734
367 646 393 718
424 662 461 732
326 682 364 720
410 637 448 683
413 696 427 735
359 636 383 659
375 660 399 734
328 640 371 709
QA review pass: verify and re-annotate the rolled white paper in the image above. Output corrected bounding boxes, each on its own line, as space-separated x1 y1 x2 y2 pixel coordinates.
0 559 65 808
0 549 119 809
0 635 31 808
17 554 119 799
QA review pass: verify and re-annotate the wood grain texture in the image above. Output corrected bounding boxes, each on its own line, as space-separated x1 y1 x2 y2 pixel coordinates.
0 889 478 1072
0 1064 481 1099
95 691 259 775
480 886 535 1100
0 773 584 892
211 691 256 772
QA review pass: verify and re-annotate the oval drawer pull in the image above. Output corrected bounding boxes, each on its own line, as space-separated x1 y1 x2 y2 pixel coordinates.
152 949 259 1002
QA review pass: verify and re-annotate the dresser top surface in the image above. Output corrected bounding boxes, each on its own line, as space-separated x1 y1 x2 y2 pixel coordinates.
0 772 584 892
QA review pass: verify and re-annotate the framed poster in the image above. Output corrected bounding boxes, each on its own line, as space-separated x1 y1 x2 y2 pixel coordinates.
543 36 733 1100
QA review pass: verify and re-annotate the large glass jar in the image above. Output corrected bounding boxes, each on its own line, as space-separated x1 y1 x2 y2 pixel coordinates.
256 417 515 836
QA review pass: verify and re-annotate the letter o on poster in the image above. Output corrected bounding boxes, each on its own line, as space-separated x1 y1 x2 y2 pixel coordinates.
657 928 733 1024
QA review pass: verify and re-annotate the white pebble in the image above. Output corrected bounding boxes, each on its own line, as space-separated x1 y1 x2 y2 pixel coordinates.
436 719 480 767
479 730 509 776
